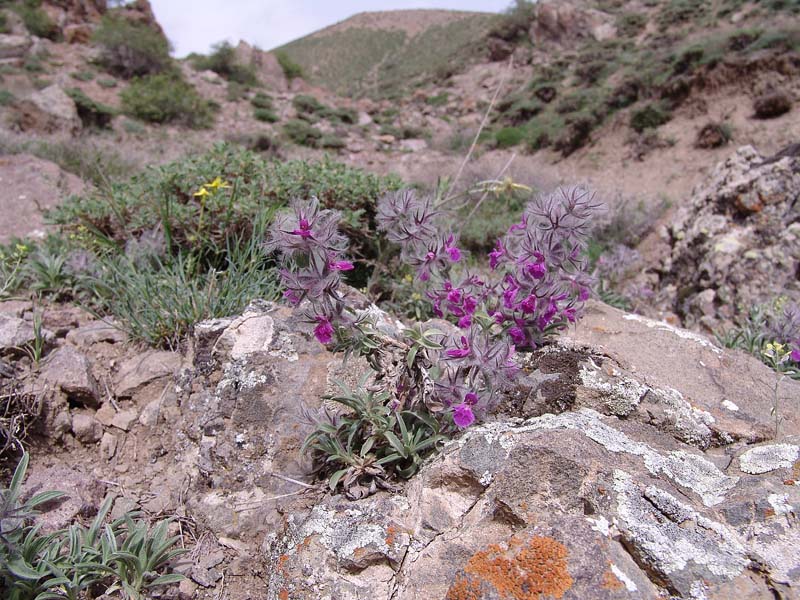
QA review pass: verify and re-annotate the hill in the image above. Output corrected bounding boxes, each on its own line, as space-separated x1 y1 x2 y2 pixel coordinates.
274 9 498 98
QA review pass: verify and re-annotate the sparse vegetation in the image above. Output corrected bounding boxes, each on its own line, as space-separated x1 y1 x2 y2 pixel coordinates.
13 0 59 40
275 50 304 81
121 73 214 128
92 14 172 78
191 41 259 86
0 90 14 106
283 119 322 147
254 107 279 122
630 103 671 132
66 87 116 129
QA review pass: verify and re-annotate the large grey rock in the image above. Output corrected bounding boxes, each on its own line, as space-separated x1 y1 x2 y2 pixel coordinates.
14 85 81 134
531 0 617 45
0 34 32 59
40 345 100 407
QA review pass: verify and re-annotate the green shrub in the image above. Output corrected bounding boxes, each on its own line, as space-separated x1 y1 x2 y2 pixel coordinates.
226 80 247 102
630 103 671 132
71 70 95 81
283 118 322 146
616 12 647 37
495 126 525 148
524 113 565 151
426 92 449 106
66 87 115 129
121 73 213 127
254 107 279 122
0 11 10 34
275 50 304 80
23 55 43 72
14 0 59 40
0 89 14 106
92 15 171 78
97 76 118 88
191 41 258 86
657 0 708 29
293 93 326 116
250 91 273 109
326 106 357 124
490 0 536 42
320 134 346 150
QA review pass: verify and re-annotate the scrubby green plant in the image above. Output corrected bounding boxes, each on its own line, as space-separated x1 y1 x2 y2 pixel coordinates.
121 73 213 127
292 94 326 118
70 70 95 82
495 126 525 148
0 90 14 106
191 41 258 86
426 92 449 107
91 15 171 78
250 91 273 110
320 134 346 150
66 87 116 129
489 0 536 42
253 107 279 122
656 0 708 29
275 50 304 81
0 454 185 600
97 76 117 88
616 12 647 37
630 103 671 132
0 11 8 34
226 81 247 102
283 119 322 146
14 0 59 40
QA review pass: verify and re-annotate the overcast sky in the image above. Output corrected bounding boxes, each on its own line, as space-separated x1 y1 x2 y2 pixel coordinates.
149 0 512 57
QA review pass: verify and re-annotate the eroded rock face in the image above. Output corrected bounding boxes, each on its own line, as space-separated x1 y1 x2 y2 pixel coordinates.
656 145 800 331
13 85 82 134
531 0 617 45
262 306 799 600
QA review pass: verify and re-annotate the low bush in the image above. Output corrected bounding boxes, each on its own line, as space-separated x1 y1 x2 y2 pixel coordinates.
489 0 536 42
66 87 115 129
121 73 214 127
253 107 279 122
14 0 59 40
70 70 95 81
92 15 171 78
191 41 258 86
0 89 14 106
630 103 671 132
656 0 708 29
616 12 647 37
250 91 273 109
283 118 322 146
320 134 346 150
495 126 525 148
426 92 449 107
275 50 304 81
0 11 8 34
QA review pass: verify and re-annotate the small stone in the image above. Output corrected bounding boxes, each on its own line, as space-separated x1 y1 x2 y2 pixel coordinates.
178 578 197 599
95 402 115 427
138 399 161 427
111 409 138 431
51 410 72 439
110 496 138 520
66 321 127 347
71 413 102 444
40 346 100 407
114 351 181 397
100 432 117 460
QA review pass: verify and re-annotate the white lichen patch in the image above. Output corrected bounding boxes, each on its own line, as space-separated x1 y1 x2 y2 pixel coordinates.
739 444 800 474
767 493 794 516
522 409 737 506
610 563 638 592
298 505 390 560
613 470 749 582
587 515 610 536
622 313 722 355
218 312 275 359
268 330 299 362
721 400 739 412
579 366 647 416
217 361 271 391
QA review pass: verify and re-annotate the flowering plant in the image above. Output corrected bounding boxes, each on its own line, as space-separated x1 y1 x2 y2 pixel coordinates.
268 186 599 494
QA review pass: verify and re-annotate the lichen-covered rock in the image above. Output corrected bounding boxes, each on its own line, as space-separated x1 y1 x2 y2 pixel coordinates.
655 145 800 331
13 85 82 134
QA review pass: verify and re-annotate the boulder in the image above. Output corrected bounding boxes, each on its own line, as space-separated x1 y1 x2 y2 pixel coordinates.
39 345 100 407
531 0 617 45
0 154 86 243
0 34 32 59
655 145 800 330
13 85 82 134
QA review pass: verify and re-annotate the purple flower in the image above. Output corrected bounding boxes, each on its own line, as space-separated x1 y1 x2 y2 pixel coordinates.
330 259 354 271
444 235 461 262
446 336 471 359
313 316 334 344
508 326 526 346
489 241 505 270
452 403 475 428
792 343 800 363
520 295 536 315
283 289 302 306
457 315 472 329
464 391 479 405
291 218 313 238
579 287 590 302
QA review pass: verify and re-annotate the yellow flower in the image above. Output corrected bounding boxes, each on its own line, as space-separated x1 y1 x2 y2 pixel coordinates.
206 176 231 191
193 187 211 198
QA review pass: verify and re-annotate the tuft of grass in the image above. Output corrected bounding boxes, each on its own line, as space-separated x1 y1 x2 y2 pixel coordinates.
97 77 118 88
66 88 116 129
253 107 279 123
495 126 525 148
70 70 95 82
426 92 450 107
250 91 273 110
283 119 322 146
630 103 671 132
0 89 15 106
275 50 304 81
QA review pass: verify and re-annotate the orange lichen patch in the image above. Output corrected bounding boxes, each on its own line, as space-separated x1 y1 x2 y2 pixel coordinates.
386 524 399 546
602 568 624 590
448 535 574 600
277 554 290 574
446 574 485 600
279 590 289 600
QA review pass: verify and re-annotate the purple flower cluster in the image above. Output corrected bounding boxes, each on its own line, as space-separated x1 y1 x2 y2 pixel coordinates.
486 186 597 349
376 190 462 282
267 199 354 344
